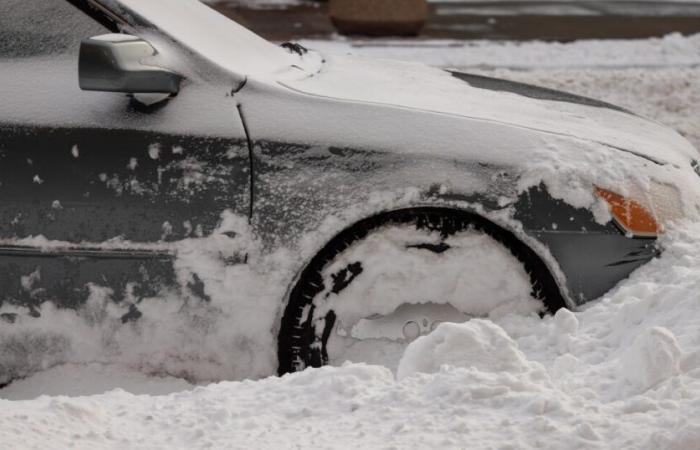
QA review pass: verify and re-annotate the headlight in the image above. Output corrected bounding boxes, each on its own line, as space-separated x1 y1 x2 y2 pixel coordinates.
595 182 683 238
595 186 659 238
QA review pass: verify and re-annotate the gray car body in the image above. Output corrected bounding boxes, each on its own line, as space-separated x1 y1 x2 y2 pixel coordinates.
0 0 698 382
239 74 660 306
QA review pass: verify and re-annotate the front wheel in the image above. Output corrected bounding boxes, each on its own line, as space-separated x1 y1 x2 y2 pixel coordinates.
278 208 564 375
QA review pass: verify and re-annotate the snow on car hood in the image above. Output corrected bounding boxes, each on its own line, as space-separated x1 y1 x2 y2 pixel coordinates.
283 54 698 166
108 0 321 78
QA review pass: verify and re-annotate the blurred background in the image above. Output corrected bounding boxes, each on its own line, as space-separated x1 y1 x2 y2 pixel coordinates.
204 0 700 41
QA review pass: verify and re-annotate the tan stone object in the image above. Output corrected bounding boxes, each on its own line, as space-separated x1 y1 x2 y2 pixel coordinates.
329 0 428 36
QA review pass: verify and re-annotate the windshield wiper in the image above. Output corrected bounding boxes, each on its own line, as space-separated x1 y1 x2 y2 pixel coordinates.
65 0 126 32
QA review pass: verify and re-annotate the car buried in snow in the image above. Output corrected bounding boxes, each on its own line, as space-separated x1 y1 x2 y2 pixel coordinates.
1 0 700 383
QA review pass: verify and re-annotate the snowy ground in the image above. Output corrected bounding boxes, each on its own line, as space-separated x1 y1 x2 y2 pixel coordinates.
2 35 700 449
4 224 700 449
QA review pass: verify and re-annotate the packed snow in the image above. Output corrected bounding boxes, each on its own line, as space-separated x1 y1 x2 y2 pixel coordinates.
318 225 539 369
4 221 700 448
2 14 700 449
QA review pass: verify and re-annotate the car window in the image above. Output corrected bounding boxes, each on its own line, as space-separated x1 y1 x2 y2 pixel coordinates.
0 0 107 58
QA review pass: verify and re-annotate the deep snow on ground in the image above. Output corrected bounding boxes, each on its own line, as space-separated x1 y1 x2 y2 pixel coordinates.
4 222 700 449
2 35 700 449
0 363 192 400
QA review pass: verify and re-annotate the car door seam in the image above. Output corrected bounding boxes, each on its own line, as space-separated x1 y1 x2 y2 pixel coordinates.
236 102 255 221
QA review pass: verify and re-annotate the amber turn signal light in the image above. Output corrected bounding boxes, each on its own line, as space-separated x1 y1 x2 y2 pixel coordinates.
594 186 660 237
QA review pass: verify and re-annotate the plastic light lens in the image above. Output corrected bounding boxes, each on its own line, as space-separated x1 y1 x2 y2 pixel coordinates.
595 186 660 237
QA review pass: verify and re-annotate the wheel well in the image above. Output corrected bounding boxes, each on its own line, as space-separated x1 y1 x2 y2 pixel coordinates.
278 207 567 375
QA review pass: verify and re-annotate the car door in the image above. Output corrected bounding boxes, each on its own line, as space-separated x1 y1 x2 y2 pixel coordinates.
0 0 250 315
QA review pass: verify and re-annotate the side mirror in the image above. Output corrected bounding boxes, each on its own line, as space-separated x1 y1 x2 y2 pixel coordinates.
79 34 182 95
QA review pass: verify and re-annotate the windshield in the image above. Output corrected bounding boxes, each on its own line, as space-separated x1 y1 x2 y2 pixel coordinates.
0 0 107 58
99 0 316 78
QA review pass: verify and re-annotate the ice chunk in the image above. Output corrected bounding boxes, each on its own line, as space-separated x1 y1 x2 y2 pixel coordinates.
553 308 579 335
619 326 681 393
397 320 531 379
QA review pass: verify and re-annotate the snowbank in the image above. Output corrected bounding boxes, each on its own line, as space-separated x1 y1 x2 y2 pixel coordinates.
4 220 700 448
397 319 535 377
0 363 193 401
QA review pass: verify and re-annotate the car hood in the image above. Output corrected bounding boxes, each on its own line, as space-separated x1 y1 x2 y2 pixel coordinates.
282 53 698 166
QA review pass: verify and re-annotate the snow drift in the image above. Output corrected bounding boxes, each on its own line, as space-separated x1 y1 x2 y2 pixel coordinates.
3 221 700 448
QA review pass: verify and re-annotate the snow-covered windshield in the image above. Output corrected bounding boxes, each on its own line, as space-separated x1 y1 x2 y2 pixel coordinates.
0 0 107 58
107 0 319 78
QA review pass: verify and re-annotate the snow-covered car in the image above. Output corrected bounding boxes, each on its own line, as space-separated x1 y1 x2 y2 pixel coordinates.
1 0 699 382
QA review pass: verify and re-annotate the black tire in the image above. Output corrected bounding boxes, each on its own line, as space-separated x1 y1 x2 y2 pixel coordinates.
277 208 565 375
